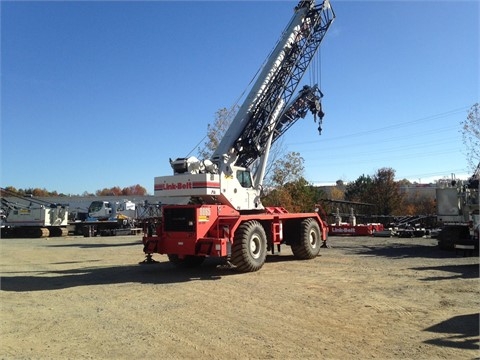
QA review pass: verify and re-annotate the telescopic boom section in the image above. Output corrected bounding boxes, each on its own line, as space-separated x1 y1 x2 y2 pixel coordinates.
212 0 335 168
155 0 334 211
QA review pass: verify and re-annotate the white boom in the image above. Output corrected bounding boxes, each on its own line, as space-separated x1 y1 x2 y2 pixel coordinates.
155 0 335 211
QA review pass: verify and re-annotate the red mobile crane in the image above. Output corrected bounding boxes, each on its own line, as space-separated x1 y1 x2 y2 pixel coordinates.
142 0 335 272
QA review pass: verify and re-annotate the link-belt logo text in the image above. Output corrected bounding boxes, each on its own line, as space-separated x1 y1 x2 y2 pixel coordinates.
331 227 356 233
162 182 192 190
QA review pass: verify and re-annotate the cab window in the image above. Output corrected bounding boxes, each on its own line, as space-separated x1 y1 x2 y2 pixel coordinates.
236 170 253 188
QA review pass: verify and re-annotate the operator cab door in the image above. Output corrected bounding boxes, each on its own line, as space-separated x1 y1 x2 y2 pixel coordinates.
220 165 263 210
236 169 262 210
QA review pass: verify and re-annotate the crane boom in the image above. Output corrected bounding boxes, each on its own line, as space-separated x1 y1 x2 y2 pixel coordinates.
213 0 334 169
156 0 334 211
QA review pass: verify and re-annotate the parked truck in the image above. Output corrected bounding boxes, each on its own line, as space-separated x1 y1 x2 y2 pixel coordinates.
68 200 137 236
142 0 335 272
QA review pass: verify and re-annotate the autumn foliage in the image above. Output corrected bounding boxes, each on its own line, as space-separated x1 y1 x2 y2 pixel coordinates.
95 185 147 196
2 184 147 197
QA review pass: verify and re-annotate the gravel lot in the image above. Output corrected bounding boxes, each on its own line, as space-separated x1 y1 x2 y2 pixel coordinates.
1 234 478 359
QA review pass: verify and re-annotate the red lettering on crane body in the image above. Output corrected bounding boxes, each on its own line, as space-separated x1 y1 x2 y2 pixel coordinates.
158 182 193 191
155 181 220 191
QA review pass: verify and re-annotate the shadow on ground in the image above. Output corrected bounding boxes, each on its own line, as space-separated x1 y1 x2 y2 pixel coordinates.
0 252 318 292
47 241 142 248
410 263 479 280
424 313 480 350
338 239 474 260
0 258 238 292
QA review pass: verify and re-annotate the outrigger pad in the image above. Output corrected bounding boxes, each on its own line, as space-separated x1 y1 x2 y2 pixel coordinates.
139 254 159 264
321 240 330 248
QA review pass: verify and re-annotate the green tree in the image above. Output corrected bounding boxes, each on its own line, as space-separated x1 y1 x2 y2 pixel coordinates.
370 167 402 215
344 169 403 215
262 177 323 213
461 102 480 171
344 174 373 203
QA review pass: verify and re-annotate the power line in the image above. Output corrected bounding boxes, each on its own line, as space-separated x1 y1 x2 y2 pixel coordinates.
287 106 468 145
305 147 463 167
299 135 460 157
397 169 469 180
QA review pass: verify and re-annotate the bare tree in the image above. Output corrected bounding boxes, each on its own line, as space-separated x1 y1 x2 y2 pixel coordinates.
197 107 289 184
197 107 237 160
461 103 480 171
268 151 305 187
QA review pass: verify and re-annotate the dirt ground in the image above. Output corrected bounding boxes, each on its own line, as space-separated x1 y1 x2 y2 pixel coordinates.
0 234 478 359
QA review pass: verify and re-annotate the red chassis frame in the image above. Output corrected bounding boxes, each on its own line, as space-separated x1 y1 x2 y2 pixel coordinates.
142 204 328 259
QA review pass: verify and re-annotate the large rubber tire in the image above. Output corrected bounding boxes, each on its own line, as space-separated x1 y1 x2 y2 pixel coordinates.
167 254 206 268
231 220 267 272
438 225 470 250
291 218 321 259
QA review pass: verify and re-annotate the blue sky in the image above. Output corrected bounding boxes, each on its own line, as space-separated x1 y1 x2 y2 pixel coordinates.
1 0 478 195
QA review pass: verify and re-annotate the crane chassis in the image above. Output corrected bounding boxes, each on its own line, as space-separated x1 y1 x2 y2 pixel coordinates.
143 204 329 272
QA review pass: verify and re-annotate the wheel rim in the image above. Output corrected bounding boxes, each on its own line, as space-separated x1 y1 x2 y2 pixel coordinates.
250 234 262 259
309 230 318 248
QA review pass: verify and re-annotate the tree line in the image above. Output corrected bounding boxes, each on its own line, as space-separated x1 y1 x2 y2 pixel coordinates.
1 168 434 217
261 165 435 217
1 184 148 197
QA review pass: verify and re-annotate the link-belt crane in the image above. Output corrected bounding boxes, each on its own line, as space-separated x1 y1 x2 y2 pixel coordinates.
143 0 335 272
